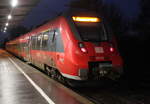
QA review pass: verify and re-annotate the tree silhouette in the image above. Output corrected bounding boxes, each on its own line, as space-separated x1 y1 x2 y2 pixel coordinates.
136 0 150 40
99 4 123 37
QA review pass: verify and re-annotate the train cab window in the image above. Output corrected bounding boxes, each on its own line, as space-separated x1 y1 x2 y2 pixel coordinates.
73 20 108 42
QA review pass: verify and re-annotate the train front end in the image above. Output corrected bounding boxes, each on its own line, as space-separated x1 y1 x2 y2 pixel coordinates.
63 12 123 81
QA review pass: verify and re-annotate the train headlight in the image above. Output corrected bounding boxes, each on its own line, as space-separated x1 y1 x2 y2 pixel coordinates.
78 42 88 53
110 47 114 52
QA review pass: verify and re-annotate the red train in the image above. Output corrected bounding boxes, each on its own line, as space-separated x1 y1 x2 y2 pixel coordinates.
6 11 123 84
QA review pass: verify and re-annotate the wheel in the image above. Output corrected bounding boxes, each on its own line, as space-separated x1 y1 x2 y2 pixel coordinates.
44 65 52 76
44 65 66 83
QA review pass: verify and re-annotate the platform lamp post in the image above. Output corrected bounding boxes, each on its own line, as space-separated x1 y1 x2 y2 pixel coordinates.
11 0 18 7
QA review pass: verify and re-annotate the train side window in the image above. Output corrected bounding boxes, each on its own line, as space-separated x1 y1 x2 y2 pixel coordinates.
31 36 37 50
36 33 43 50
34 36 38 49
42 31 49 50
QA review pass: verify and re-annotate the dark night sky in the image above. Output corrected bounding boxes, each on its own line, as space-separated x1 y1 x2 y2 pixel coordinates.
103 0 140 19
21 0 140 29
21 0 74 28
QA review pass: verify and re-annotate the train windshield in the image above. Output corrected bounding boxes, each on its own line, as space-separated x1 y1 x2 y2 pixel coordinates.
72 17 108 42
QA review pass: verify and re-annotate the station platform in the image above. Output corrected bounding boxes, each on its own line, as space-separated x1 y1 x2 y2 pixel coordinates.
0 50 94 104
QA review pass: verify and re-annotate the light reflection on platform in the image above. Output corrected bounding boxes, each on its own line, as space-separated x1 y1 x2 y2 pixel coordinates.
0 49 93 104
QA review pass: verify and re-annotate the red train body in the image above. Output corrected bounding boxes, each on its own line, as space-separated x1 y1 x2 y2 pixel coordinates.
6 11 123 82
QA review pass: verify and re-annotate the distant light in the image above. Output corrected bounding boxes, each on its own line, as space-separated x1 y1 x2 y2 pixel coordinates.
4 31 6 33
4 27 7 30
11 0 18 7
8 15 12 20
6 23 9 26
72 16 101 22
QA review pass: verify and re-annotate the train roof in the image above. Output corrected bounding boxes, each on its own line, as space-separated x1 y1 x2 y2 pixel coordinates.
7 10 103 44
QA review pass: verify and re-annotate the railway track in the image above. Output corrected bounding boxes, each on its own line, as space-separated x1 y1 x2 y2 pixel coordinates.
72 80 150 104
29 61 150 104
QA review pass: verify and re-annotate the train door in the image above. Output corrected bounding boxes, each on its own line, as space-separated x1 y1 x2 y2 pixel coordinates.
51 30 56 52
22 43 27 57
29 36 37 62
50 28 64 68
34 34 43 65
38 32 46 69
41 30 50 63
48 29 57 68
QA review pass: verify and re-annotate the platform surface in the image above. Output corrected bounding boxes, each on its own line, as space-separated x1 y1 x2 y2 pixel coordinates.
0 49 93 104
